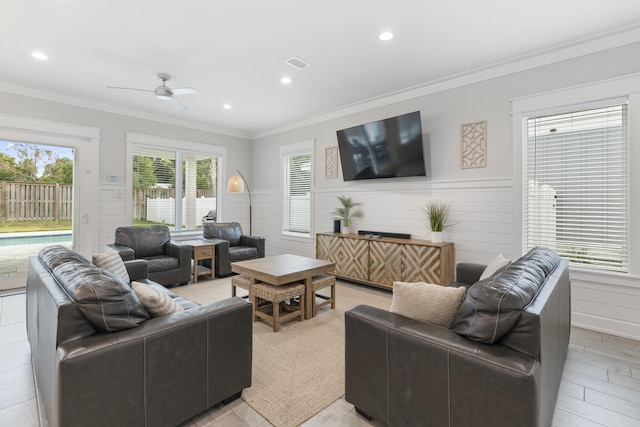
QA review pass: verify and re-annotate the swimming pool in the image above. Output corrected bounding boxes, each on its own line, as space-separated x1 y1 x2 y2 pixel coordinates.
0 232 72 247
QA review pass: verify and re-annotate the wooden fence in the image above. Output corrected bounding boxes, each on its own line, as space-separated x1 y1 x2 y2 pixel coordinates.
0 181 73 222
0 181 216 222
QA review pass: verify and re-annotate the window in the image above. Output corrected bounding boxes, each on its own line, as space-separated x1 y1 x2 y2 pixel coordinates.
281 141 312 237
131 142 219 232
524 102 628 272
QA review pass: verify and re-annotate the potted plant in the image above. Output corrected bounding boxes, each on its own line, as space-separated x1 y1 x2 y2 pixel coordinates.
331 196 364 234
422 201 455 243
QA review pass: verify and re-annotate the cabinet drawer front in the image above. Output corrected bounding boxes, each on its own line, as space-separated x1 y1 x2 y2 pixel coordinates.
195 247 214 258
402 245 442 284
337 238 369 280
316 234 333 260
369 240 401 286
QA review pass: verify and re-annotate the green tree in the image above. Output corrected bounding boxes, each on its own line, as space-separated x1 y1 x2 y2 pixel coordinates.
133 156 157 188
196 158 215 190
12 143 56 182
0 153 19 181
41 157 73 184
153 158 175 186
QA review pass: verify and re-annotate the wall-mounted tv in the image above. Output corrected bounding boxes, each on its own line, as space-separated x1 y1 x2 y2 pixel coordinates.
336 111 426 181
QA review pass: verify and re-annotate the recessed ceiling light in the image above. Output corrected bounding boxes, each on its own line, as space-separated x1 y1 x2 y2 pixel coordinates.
223 104 231 109
281 77 292 84
379 32 394 41
32 51 48 60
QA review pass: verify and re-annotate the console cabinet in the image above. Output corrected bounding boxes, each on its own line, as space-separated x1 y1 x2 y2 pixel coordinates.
316 233 454 289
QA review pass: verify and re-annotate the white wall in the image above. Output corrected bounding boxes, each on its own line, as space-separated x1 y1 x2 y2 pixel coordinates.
251 41 640 340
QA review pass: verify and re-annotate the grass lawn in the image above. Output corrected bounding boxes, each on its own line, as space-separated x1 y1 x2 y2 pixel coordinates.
0 220 167 234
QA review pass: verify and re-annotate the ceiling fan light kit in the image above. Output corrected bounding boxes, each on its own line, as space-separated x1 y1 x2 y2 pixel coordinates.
107 72 198 110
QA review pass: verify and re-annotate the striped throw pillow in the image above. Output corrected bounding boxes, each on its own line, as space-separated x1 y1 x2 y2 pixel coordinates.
92 249 130 283
131 281 184 317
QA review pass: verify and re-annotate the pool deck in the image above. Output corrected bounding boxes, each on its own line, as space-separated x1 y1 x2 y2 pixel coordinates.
0 233 73 290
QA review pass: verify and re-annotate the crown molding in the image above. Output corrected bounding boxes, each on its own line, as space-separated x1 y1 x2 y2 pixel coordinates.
0 81 251 139
251 25 640 139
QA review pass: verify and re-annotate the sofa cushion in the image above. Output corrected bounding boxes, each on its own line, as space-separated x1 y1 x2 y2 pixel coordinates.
92 248 130 283
114 225 170 258
131 281 184 317
452 247 560 343
479 253 511 281
144 255 180 273
53 263 149 332
229 246 258 260
390 281 466 328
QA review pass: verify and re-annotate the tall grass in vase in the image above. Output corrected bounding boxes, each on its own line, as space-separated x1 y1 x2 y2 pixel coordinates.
422 202 454 243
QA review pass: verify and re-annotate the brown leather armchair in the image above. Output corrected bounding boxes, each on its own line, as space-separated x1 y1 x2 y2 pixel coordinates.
200 222 265 277
107 225 191 286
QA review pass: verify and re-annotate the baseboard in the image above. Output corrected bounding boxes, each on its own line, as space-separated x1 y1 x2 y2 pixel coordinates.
572 311 640 341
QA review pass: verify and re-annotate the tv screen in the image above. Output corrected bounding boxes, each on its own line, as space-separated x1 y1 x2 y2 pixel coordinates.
336 111 426 181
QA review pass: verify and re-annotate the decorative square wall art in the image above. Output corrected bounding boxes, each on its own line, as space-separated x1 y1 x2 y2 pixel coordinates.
325 146 338 179
461 120 487 169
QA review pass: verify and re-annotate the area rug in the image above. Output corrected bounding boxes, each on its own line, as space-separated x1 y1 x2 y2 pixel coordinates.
172 277 391 427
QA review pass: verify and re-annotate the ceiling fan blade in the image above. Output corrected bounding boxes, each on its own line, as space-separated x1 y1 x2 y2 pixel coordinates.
106 86 154 93
168 96 187 111
172 87 198 95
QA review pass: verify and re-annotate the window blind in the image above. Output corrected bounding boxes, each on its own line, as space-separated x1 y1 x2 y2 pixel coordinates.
283 151 311 236
524 103 628 272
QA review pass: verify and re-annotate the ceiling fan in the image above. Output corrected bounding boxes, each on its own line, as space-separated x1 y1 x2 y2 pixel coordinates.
107 73 198 111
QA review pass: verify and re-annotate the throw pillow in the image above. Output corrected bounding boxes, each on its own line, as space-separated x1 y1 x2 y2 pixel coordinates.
53 263 149 332
93 249 130 283
131 281 184 317
479 253 511 281
390 281 467 328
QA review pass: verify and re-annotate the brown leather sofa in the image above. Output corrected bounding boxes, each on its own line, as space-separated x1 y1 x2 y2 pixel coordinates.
345 247 571 427
26 245 252 427
107 225 192 286
200 221 265 277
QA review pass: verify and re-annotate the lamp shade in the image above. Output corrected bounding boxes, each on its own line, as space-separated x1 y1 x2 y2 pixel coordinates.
227 175 245 193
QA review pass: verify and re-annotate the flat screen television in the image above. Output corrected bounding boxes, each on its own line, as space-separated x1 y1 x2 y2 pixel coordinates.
336 111 426 181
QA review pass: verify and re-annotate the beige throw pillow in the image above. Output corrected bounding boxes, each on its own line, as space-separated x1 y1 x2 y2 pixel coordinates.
479 253 511 281
391 281 466 328
131 281 184 317
92 248 130 283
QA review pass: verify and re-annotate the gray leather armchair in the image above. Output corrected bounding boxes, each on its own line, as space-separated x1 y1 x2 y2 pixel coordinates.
107 225 191 286
200 221 265 277
345 248 570 427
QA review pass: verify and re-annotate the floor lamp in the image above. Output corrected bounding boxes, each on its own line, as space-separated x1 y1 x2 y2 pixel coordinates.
227 169 252 235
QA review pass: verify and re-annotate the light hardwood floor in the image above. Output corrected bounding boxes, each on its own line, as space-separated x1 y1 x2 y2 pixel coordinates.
1 285 638 427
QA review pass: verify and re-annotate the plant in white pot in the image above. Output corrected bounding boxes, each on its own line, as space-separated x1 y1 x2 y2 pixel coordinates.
422 201 456 243
331 196 364 234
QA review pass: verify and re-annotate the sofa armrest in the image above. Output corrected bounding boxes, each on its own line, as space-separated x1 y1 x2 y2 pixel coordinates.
165 240 192 283
56 297 252 427
455 262 486 286
345 304 539 426
106 243 135 261
201 237 230 276
240 235 265 257
124 259 148 282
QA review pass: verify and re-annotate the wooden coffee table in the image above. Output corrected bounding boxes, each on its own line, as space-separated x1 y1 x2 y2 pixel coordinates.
231 254 335 319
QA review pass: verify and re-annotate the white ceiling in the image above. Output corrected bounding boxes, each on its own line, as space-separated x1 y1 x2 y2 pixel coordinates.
2 0 640 137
